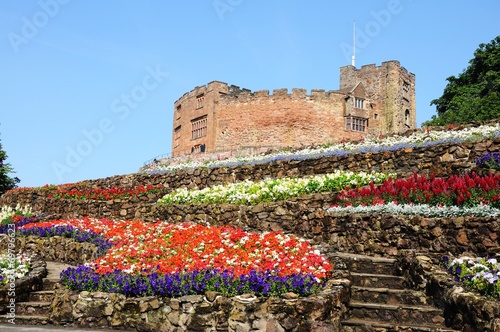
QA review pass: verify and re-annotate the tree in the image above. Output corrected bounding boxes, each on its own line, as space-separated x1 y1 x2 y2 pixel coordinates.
423 35 500 126
0 134 20 195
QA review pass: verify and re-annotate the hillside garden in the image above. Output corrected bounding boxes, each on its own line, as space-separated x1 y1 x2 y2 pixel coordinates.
1 122 500 300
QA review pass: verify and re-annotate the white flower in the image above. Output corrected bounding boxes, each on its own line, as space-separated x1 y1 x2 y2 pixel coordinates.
487 258 498 265
145 123 500 175
326 202 500 218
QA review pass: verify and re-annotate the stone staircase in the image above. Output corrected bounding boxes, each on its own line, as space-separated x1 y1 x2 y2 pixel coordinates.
339 253 460 332
14 261 69 326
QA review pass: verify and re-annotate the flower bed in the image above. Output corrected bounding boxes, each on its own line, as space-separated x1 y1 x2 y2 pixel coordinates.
0 252 32 286
145 122 500 174
327 202 500 217
443 256 500 299
158 170 392 205
5 182 164 202
15 217 333 298
400 253 500 332
1 204 33 224
331 172 500 208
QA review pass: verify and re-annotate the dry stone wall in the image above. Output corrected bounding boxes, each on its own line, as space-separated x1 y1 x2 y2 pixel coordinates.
49 273 350 332
1 124 500 331
0 260 47 313
2 136 500 218
155 198 500 258
0 235 98 266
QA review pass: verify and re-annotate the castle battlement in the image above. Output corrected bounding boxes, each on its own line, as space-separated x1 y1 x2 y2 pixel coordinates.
174 80 229 105
342 60 415 78
176 81 350 106
222 86 350 104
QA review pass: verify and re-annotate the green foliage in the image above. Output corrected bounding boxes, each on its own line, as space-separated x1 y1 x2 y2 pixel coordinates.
423 36 500 126
0 134 20 195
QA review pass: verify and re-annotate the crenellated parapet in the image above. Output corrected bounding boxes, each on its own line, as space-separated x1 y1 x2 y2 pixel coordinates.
218 86 348 104
174 80 229 106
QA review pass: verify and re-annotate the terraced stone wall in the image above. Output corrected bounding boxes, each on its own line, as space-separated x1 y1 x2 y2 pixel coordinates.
1 137 500 220
48 275 350 332
155 199 500 258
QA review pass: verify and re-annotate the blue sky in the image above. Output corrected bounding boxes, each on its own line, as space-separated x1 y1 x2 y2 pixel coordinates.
1 1 499 188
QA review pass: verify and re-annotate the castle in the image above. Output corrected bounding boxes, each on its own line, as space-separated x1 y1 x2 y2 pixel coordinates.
171 60 416 157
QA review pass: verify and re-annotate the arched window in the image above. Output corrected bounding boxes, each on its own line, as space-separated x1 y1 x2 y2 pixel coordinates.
405 109 411 127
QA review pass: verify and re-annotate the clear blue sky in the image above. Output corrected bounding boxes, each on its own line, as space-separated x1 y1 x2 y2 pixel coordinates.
1 1 499 188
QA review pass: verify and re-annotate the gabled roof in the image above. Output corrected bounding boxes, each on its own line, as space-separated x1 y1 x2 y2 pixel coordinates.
336 82 368 99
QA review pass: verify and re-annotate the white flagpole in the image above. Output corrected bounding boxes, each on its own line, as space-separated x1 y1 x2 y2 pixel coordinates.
351 20 356 67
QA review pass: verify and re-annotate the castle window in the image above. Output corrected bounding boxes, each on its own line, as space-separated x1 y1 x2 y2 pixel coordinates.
174 125 181 149
175 105 181 120
345 116 367 132
354 98 364 109
191 115 207 140
403 82 410 100
405 109 411 127
196 94 205 108
192 144 206 154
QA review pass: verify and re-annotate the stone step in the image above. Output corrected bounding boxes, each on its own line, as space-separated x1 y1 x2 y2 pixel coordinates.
348 301 446 326
341 318 460 332
7 314 50 326
350 272 406 289
29 290 55 302
337 253 398 275
351 286 430 305
15 301 52 316
42 278 61 290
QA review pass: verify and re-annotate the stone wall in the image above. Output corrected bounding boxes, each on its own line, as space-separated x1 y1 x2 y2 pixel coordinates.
399 252 500 332
3 191 496 259
50 272 350 332
0 235 98 266
3 136 500 218
154 198 500 258
0 260 47 313
1 125 500 331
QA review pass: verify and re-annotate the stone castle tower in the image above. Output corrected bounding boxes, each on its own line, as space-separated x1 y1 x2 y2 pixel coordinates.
171 60 416 157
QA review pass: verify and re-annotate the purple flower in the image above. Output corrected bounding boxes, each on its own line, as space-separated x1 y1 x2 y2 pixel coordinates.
476 152 500 169
59 266 323 298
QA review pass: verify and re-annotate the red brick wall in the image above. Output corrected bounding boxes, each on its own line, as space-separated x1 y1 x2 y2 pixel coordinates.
213 89 365 151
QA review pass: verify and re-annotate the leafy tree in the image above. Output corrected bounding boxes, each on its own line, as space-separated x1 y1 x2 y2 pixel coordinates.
423 35 500 126
0 134 20 195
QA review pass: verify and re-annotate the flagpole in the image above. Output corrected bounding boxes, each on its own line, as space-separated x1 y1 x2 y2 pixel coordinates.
352 20 356 67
